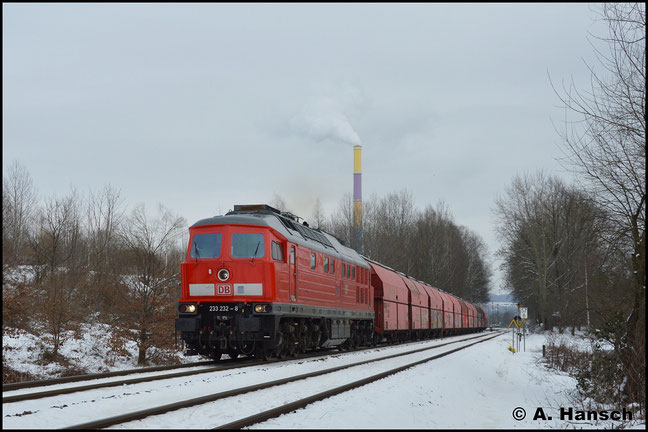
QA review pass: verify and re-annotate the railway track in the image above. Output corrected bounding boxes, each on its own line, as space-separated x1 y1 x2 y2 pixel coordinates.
48 331 502 429
2 359 216 392
218 331 504 429
3 331 489 404
3 344 368 404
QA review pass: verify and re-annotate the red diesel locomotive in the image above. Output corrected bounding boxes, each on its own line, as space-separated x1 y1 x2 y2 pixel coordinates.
175 204 487 360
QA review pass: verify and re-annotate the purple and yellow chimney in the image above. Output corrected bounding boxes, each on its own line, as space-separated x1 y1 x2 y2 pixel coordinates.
352 145 363 253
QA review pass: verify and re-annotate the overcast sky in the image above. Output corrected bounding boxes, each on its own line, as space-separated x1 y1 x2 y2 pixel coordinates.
3 3 608 294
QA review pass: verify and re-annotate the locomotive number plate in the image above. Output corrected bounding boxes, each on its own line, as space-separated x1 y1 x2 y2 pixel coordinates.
209 305 239 312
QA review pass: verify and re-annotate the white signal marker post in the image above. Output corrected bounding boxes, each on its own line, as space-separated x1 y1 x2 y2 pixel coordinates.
518 305 527 352
508 304 527 353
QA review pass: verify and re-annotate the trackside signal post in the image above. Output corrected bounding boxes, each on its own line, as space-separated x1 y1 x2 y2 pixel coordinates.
507 304 527 353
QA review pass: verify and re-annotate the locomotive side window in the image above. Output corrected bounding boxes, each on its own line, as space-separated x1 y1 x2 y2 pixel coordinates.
310 252 316 269
330 258 335 274
290 246 295 264
352 266 355 281
232 233 265 258
190 233 222 258
271 241 284 261
342 262 346 278
324 257 329 273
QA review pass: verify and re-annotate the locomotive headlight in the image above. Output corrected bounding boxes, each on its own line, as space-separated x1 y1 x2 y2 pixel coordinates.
179 303 197 314
217 268 230 281
254 304 272 313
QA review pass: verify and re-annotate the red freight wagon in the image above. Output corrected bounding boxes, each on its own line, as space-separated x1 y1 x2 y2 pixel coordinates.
447 295 463 334
424 284 444 336
436 291 454 334
399 273 427 331
466 303 477 329
369 261 410 342
400 276 429 336
458 300 469 330
477 306 487 329
411 280 431 335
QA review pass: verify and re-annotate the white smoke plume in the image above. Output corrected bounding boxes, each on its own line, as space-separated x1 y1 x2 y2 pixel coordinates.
289 85 363 146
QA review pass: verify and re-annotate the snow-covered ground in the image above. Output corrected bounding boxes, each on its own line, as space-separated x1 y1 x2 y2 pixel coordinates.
2 323 203 380
3 330 644 429
253 331 614 429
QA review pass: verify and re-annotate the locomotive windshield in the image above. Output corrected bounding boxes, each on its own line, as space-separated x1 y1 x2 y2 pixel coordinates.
189 233 222 259
232 233 265 258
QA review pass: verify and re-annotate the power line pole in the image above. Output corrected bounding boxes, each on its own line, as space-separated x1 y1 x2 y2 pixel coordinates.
585 258 590 328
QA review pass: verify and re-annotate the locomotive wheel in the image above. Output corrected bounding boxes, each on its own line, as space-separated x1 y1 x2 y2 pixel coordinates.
236 340 255 358
285 333 297 357
209 350 222 361
347 338 356 350
277 347 288 359
254 347 272 361
198 330 208 350
297 336 308 354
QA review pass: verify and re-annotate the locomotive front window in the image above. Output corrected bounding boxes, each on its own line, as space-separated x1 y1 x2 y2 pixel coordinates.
190 233 222 259
232 233 265 258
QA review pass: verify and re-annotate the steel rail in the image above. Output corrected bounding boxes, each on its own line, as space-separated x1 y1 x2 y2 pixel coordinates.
2 359 258 404
62 331 501 430
2 360 216 392
216 332 504 430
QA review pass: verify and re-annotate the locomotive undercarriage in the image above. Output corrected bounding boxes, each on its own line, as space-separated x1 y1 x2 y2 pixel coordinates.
177 305 484 361
176 306 375 361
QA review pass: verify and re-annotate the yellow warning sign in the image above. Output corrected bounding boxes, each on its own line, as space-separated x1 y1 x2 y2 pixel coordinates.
507 317 526 328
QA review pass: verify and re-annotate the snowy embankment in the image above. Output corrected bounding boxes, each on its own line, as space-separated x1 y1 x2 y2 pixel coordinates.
2 264 204 380
2 324 203 381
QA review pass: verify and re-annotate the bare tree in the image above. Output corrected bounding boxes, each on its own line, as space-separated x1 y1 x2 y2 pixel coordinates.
368 190 416 273
328 193 354 247
29 189 85 354
311 198 327 231
110 203 186 365
495 172 602 330
460 227 492 304
84 185 126 317
551 3 645 404
269 193 290 213
86 185 124 270
2 161 38 266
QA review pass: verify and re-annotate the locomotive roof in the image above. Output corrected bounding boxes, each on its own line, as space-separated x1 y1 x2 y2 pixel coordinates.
191 206 370 268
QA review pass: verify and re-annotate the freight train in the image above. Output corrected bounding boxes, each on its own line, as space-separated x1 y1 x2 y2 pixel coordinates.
175 204 487 360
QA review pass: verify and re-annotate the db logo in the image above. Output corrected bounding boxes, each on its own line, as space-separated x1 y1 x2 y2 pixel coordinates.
216 284 232 296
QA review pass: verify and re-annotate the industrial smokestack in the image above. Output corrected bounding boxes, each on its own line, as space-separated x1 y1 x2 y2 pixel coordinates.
352 145 363 253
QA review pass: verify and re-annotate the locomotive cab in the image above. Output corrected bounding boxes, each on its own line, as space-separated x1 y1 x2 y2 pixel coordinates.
175 219 284 360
